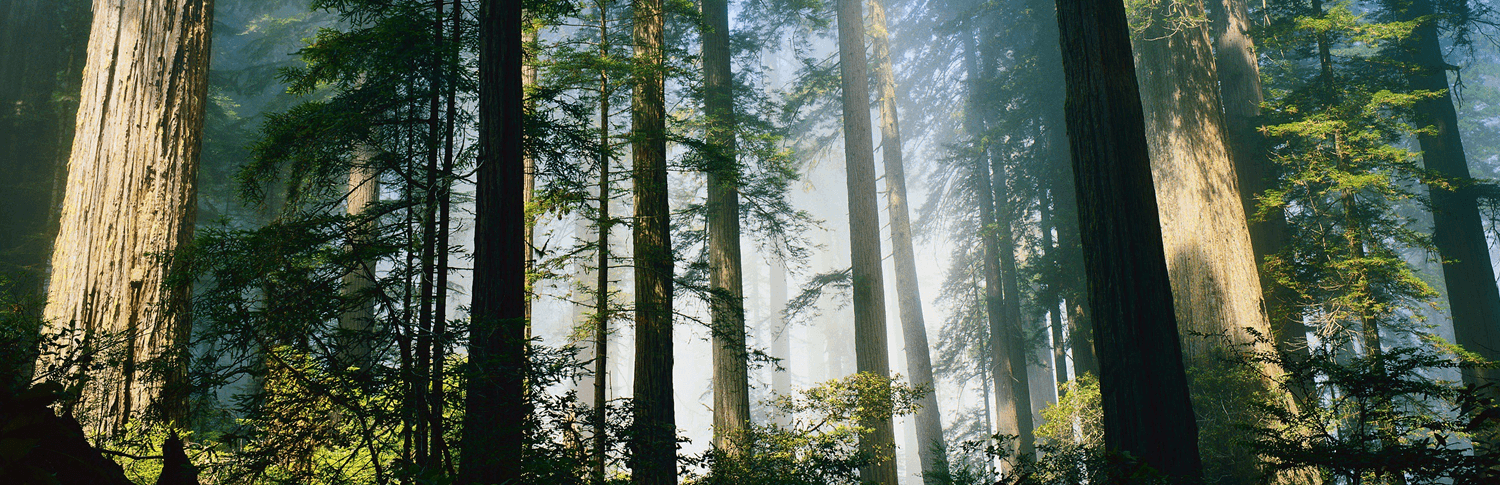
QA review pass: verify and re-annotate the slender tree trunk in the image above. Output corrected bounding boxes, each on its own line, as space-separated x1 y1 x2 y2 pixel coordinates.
992 155 1036 458
868 0 948 478
964 30 1025 467
430 4 462 470
835 0 899 480
1399 0 1500 396
631 0 676 479
593 4 613 481
459 0 526 482
770 258 791 425
1050 0 1204 479
1040 195 1069 399
701 0 752 457
43 0 214 435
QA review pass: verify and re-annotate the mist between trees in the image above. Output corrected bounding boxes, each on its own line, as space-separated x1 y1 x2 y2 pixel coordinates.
7 0 1500 483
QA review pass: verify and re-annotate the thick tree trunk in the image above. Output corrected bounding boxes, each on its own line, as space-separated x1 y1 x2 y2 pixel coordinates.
43 0 214 435
1209 0 1313 409
867 0 948 479
701 0 752 457
1050 0 1204 479
1399 0 1500 396
1131 2 1285 480
459 0 526 482
834 0 899 480
630 0 676 480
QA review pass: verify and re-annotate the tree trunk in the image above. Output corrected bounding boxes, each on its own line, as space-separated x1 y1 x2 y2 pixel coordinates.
43 0 214 435
834 0 899 480
992 155 1036 458
594 3 613 482
964 29 1027 466
631 0 676 480
459 0 526 482
1400 0 1500 397
702 0 752 457
867 0 949 479
770 258 791 427
1130 2 1285 479
1050 0 1204 479
338 149 380 371
1210 0 1313 410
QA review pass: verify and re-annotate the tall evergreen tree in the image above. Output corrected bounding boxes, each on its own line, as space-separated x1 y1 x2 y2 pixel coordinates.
1051 0 1205 478
460 0 527 482
631 0 676 480
867 0 949 478
835 0 900 480
702 0 753 457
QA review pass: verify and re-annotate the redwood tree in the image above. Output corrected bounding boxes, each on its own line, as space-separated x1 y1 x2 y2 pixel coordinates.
459 0 526 482
43 0 214 435
1051 0 1204 478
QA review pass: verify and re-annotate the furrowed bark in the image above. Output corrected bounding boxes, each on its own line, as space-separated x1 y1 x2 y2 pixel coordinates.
43 0 215 435
459 0 526 481
630 0 676 479
1051 0 1205 478
835 0 899 480
702 0 752 457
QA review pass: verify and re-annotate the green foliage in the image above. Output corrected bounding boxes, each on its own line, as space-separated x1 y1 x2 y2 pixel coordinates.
1251 336 1500 483
683 373 924 485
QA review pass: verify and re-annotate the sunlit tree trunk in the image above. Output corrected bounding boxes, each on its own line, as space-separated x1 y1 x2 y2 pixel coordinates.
1131 1 1286 479
701 0 752 457
43 0 214 435
1051 0 1204 478
459 0 526 481
835 0 899 480
1210 0 1313 411
867 0 948 478
631 0 676 479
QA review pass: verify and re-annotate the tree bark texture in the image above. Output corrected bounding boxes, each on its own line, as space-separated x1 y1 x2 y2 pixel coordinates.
1209 0 1313 409
1051 0 1204 479
631 0 676 480
1130 4 1286 479
459 0 525 482
702 0 752 457
43 0 214 435
1399 0 1500 394
835 0 899 480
